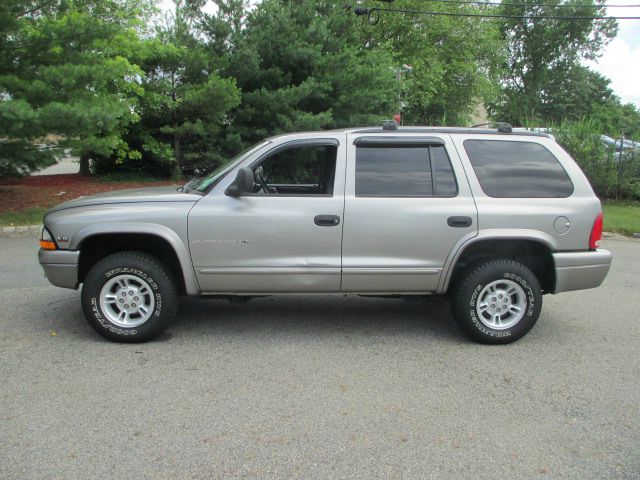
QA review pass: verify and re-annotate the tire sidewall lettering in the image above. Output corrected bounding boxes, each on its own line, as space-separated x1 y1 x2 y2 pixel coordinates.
90 267 163 336
105 267 159 291
154 293 162 317
454 260 542 344
503 272 536 318
468 271 535 338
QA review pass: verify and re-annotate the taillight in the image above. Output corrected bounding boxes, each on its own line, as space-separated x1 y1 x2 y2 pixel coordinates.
589 211 603 250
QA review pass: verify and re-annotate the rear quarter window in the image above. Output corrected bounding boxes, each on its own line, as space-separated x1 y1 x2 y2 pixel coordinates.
463 139 574 198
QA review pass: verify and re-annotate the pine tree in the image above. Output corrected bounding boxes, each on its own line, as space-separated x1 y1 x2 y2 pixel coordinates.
0 0 150 178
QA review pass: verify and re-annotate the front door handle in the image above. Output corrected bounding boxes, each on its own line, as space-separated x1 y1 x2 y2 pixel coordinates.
447 216 473 228
314 215 340 227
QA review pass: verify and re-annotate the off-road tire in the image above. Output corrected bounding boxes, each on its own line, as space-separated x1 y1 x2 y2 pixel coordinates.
452 259 542 344
81 251 178 343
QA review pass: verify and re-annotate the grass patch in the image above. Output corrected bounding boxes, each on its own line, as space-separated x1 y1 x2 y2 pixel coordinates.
602 201 640 236
0 207 48 227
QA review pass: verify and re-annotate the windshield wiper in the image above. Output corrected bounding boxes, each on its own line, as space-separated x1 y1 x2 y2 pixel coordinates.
181 179 206 195
178 177 202 194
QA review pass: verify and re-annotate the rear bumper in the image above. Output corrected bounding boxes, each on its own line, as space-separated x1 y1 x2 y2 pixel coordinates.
38 249 80 290
553 249 612 293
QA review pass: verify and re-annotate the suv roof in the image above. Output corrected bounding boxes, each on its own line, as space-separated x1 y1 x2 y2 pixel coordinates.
263 125 554 143
351 126 552 138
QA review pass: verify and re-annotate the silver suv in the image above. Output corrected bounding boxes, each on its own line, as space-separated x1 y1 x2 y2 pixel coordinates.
38 124 612 344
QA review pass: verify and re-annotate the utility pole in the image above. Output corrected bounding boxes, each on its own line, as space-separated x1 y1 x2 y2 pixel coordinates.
617 134 625 200
391 64 412 125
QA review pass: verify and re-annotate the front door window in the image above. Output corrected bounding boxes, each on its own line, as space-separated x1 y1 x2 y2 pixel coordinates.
252 145 337 195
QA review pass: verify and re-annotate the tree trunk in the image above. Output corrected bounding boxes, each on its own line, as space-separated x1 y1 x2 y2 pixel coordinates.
172 134 184 179
174 133 182 170
79 153 91 176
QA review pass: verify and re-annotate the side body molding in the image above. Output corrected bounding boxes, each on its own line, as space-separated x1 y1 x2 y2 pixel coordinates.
437 229 559 294
70 223 200 295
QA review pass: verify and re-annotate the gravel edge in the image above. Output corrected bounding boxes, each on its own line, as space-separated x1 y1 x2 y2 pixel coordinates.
0 225 42 238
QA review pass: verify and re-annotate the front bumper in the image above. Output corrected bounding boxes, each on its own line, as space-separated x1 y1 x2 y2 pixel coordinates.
38 249 80 290
553 249 612 293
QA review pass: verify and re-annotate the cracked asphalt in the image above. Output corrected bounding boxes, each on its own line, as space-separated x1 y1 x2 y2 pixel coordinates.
1 237 638 479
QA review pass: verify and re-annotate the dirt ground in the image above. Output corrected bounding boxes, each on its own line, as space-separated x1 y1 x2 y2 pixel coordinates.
0 174 174 213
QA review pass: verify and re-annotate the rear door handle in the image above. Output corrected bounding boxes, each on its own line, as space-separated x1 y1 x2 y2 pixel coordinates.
314 215 340 227
447 216 473 228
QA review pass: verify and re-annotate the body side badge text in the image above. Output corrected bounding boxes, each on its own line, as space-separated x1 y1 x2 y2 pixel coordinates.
191 239 251 246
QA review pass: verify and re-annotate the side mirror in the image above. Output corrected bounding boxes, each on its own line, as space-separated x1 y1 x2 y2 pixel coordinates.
226 167 254 196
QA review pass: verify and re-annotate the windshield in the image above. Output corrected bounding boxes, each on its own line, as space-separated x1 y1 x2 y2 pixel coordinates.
191 140 271 193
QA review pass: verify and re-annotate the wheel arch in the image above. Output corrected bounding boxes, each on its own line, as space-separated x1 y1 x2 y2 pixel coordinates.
440 231 557 294
72 224 199 295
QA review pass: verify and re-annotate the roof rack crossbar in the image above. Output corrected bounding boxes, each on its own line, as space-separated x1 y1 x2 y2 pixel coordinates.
471 122 513 133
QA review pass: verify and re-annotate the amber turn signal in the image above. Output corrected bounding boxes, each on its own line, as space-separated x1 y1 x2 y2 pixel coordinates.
39 239 57 250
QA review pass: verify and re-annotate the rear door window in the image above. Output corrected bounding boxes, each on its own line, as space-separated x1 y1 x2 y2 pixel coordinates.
355 145 457 197
463 140 573 198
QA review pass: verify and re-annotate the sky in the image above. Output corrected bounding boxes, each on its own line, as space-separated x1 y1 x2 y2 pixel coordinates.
159 0 640 108
585 0 640 107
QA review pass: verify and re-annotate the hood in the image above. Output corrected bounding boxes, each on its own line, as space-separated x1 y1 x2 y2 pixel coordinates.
48 186 203 212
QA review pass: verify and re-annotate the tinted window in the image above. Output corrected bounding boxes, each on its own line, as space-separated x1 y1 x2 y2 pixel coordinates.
431 146 458 196
253 145 336 195
464 140 573 198
355 146 457 197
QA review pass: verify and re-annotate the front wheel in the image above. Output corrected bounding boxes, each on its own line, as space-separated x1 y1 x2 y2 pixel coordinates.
452 259 542 344
81 251 178 342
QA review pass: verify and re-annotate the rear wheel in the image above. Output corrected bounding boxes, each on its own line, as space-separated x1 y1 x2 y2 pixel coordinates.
81 251 178 342
452 259 542 344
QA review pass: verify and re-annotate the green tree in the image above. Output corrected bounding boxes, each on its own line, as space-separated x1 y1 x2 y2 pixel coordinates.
536 65 614 123
490 0 617 125
592 100 640 140
200 0 397 157
113 1 240 175
505 62 640 139
0 0 150 178
352 0 504 125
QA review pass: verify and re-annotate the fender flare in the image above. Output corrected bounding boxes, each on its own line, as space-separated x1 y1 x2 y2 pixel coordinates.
437 229 558 293
70 223 200 295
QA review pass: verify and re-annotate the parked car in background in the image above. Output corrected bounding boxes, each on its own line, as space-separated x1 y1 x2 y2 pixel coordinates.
601 135 640 152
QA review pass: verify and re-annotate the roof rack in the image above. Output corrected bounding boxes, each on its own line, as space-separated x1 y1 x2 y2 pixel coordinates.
382 119 398 130
471 122 513 133
351 124 551 138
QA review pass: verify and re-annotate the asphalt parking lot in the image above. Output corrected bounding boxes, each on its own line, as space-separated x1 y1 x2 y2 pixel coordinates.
1 237 638 479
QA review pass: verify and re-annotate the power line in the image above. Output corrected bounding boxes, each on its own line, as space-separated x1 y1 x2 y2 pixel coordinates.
355 5 640 19
411 0 640 8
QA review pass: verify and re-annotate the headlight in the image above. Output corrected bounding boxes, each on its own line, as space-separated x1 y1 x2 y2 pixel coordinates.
40 227 57 250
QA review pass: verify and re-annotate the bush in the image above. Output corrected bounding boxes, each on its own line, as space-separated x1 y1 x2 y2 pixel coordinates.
91 147 176 179
552 120 640 200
